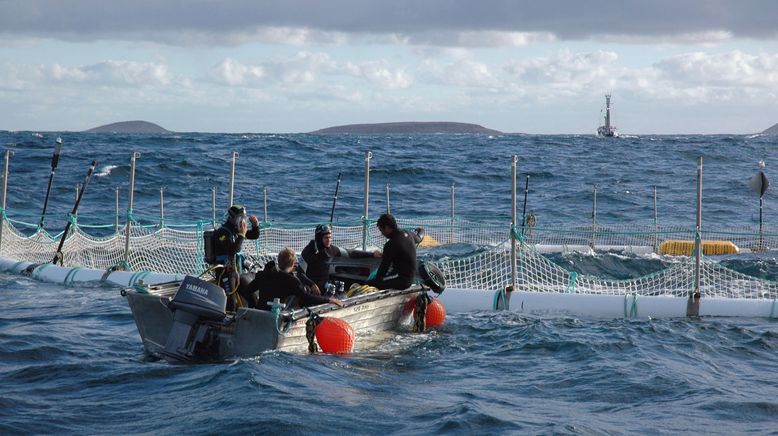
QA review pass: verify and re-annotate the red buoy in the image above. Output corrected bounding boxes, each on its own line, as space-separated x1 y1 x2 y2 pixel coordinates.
315 317 355 353
425 299 446 327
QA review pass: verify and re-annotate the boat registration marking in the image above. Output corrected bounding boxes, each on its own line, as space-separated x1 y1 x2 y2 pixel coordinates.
352 303 372 313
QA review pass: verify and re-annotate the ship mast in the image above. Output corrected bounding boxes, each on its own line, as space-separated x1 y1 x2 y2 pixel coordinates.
604 94 612 131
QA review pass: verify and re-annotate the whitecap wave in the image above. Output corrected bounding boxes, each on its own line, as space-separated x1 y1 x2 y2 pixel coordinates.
95 164 118 177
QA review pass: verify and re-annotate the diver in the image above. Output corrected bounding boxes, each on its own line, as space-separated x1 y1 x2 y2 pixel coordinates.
245 247 343 310
367 213 423 290
212 205 259 308
300 223 381 292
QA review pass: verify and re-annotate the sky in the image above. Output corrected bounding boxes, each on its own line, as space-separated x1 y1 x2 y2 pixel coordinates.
1 0 778 134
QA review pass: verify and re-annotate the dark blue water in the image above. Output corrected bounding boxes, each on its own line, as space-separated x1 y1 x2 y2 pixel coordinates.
1 132 778 434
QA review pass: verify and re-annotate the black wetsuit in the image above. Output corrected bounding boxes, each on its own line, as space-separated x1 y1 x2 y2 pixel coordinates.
212 220 259 307
212 221 259 269
367 229 419 290
244 263 332 310
301 237 374 290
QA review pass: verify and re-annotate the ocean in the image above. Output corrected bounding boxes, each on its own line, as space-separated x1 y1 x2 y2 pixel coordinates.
1 131 777 434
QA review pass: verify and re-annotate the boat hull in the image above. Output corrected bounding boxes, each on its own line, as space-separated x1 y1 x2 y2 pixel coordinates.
124 282 424 359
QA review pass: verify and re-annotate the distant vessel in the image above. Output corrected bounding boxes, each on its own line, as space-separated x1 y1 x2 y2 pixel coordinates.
596 94 619 138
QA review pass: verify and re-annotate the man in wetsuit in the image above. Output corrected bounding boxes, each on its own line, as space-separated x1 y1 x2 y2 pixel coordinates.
245 247 343 310
301 224 381 291
212 205 259 306
367 213 423 290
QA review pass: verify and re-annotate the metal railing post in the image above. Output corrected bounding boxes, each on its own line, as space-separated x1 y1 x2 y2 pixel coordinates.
211 186 217 228
511 155 518 293
385 183 390 214
263 186 269 223
0 150 13 253
591 185 597 249
653 185 658 252
694 157 703 295
229 151 238 206
362 150 372 250
123 151 140 266
114 186 120 233
159 186 165 228
450 181 455 244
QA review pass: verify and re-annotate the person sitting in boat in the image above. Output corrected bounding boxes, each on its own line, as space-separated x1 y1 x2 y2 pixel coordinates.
300 223 380 292
212 205 259 306
245 247 343 310
367 213 422 290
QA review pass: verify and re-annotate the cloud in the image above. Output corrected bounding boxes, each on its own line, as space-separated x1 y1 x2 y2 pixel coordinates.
0 60 181 90
649 51 778 101
1 0 777 47
209 52 412 90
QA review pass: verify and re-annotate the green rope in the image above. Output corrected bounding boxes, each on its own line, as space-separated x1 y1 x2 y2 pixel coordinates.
31 263 51 280
493 288 506 310
63 267 82 284
128 270 151 286
565 272 577 294
272 304 292 335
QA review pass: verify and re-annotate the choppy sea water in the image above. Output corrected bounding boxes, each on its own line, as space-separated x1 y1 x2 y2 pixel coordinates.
1 132 777 434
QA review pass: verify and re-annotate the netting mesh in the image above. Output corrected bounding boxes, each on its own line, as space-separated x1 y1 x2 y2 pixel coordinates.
1 212 778 299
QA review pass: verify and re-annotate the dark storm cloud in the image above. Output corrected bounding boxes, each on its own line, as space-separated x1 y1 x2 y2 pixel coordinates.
1 0 776 44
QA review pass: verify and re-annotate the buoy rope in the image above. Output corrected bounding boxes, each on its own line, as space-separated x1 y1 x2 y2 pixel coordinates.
413 293 432 333
565 272 577 293
272 303 292 335
306 313 323 353
493 288 505 310
63 267 82 284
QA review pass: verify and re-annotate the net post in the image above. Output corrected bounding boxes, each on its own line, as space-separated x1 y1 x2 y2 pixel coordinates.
450 181 455 244
653 185 658 253
362 150 372 250
687 156 703 317
159 186 165 229
263 186 268 223
0 150 13 253
229 151 238 206
211 186 217 229
591 185 597 249
123 151 140 266
511 155 518 293
385 183 390 214
114 186 120 233
694 156 703 295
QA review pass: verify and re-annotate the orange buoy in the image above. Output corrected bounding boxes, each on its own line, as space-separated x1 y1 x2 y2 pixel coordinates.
314 317 355 354
425 299 446 327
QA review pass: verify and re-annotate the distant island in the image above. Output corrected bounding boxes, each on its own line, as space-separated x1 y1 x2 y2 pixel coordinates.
311 122 502 135
762 123 778 135
85 120 170 133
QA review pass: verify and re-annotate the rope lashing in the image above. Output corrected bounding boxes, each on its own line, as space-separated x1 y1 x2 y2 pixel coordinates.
306 313 323 353
413 293 433 333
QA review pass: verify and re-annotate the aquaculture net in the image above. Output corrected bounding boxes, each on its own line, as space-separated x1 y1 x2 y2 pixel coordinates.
1 213 777 299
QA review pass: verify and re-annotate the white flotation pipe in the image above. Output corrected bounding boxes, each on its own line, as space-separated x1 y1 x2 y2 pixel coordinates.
439 287 778 319
0 256 185 286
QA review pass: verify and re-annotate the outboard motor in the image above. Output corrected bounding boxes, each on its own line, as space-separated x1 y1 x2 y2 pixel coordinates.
419 261 446 294
161 276 227 362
